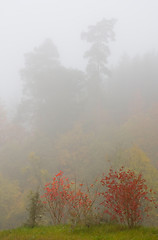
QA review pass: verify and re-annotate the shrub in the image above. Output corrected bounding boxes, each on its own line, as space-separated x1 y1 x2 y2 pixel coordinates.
100 167 156 228
41 171 71 224
26 190 44 227
41 171 95 225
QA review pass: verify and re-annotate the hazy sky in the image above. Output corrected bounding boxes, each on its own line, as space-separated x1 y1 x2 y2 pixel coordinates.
0 0 158 106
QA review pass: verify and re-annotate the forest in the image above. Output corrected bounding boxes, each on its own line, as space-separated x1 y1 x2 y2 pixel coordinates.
0 18 158 229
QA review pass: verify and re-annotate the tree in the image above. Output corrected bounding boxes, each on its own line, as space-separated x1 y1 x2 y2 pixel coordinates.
26 190 44 227
81 18 116 79
100 167 156 228
81 19 116 129
19 39 84 137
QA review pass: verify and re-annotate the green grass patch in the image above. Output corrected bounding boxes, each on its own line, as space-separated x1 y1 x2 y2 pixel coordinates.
0 224 158 240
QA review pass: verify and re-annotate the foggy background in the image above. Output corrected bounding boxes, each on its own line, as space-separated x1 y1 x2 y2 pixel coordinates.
0 0 158 108
0 0 158 230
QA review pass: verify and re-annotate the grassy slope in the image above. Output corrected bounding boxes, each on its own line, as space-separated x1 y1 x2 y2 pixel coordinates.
0 224 158 240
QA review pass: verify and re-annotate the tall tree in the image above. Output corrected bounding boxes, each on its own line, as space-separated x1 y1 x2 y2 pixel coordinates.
19 39 84 137
81 19 116 129
81 18 116 80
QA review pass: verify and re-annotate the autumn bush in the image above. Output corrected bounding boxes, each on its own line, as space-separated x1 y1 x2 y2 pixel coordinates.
41 168 157 228
100 167 156 228
41 171 97 226
41 171 71 224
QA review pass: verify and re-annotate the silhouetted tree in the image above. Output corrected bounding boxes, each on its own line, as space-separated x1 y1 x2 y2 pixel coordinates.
19 39 84 137
81 19 116 130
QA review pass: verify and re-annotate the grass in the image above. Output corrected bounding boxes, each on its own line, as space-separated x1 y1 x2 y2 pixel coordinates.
0 224 158 240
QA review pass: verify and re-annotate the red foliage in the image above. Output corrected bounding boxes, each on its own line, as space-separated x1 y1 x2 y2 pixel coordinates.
41 168 157 227
67 186 92 223
100 167 156 228
41 171 71 224
41 171 93 224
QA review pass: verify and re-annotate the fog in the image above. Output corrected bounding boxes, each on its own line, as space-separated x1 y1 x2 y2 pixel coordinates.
0 0 158 105
0 0 158 230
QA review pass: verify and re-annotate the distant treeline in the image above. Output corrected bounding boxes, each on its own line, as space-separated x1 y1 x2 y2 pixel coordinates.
0 19 158 229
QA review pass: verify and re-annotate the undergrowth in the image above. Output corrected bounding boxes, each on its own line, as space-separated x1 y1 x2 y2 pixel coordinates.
0 224 158 240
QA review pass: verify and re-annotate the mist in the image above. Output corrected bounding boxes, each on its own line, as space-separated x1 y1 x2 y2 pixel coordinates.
1 0 158 105
0 0 158 229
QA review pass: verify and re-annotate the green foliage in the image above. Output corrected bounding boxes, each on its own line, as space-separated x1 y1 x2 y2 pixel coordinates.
26 191 44 228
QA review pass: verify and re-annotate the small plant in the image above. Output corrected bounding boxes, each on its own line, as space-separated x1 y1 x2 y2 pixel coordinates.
100 167 156 228
26 190 44 227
